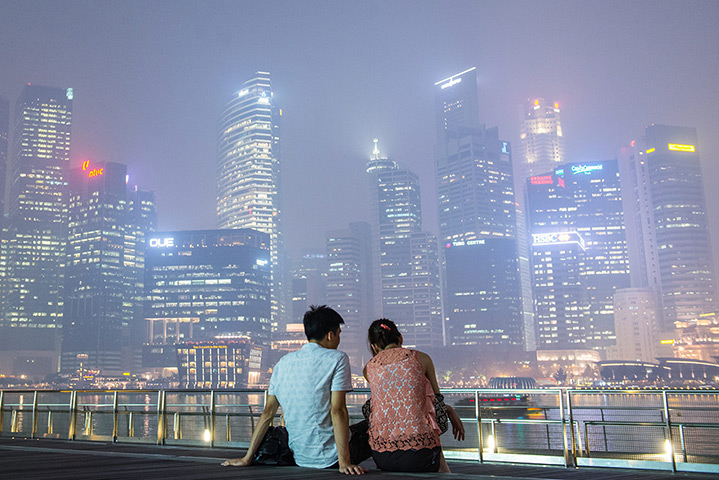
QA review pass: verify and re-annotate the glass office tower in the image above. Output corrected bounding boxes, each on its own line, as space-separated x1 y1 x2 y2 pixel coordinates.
527 160 631 351
1 85 72 376
217 72 285 330
434 69 522 347
62 161 156 375
367 139 442 348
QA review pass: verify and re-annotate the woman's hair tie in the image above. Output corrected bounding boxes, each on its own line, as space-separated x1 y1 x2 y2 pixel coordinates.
380 323 390 331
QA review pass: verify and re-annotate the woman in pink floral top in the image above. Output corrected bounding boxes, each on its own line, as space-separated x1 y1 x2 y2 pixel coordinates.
363 319 464 473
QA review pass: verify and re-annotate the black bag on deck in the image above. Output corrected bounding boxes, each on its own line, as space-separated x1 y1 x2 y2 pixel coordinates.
253 426 295 466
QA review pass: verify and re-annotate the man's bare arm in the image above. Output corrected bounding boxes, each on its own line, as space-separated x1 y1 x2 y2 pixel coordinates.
222 395 280 466
330 390 367 475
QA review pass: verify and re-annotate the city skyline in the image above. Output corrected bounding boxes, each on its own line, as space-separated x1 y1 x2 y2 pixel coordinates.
1 1 717 265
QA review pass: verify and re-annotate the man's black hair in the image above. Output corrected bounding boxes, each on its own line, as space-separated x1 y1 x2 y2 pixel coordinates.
303 305 345 341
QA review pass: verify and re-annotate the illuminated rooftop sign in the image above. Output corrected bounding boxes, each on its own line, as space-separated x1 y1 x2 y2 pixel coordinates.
530 175 553 185
149 237 175 248
668 143 695 152
88 168 104 178
445 239 486 248
532 231 585 249
571 164 603 175
435 67 476 89
439 77 461 89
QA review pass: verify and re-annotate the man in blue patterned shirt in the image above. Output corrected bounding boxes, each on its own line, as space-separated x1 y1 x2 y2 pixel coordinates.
223 305 366 474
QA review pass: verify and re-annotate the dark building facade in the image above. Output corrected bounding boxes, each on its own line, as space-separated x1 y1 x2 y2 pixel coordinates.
434 69 522 347
1 85 73 376
444 238 523 346
61 161 156 375
144 229 271 356
527 160 631 351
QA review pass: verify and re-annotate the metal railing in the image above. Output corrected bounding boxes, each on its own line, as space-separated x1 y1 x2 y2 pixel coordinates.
1 387 718 474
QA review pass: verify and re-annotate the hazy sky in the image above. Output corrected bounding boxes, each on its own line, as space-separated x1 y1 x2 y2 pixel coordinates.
1 0 718 262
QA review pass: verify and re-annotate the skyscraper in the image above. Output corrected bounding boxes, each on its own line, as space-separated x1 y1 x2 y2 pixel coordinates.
518 98 565 182
515 98 566 351
0 85 73 376
325 222 373 367
367 139 442 348
434 69 523 347
434 67 480 141
62 161 156 375
639 125 717 330
527 160 631 351
217 72 285 330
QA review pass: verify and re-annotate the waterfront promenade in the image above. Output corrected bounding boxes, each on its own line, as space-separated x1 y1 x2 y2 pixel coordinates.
0 437 715 480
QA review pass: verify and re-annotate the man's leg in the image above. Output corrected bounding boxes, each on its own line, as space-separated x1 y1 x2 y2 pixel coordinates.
348 420 372 464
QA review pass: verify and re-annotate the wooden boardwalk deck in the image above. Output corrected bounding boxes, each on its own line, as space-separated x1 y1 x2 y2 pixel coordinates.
0 437 714 480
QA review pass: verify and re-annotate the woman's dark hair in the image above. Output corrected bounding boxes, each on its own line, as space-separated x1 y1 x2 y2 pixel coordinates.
303 305 344 341
367 318 402 352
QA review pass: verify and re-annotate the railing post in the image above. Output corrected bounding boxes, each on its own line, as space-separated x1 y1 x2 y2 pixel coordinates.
584 422 590 457
490 420 498 453
84 411 93 436
662 390 676 472
226 414 231 442
68 390 78 440
174 412 181 439
156 390 165 445
47 410 53 435
210 390 216 447
475 390 483 463
112 391 119 442
128 411 134 438
0 390 4 435
559 388 572 467
10 409 18 433
566 389 578 463
31 391 39 438
679 424 687 463
600 406 608 452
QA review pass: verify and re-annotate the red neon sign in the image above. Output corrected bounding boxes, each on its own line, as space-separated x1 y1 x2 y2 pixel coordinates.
530 175 553 185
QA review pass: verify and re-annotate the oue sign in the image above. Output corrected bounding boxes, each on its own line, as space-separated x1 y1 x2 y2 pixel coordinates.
149 237 175 248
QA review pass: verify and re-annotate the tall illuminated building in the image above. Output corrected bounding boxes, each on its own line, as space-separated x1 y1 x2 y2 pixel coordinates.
639 125 717 330
518 98 565 183
527 160 631 351
367 139 443 348
0 85 72 376
217 72 286 330
516 98 565 350
434 69 523 347
62 161 156 375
